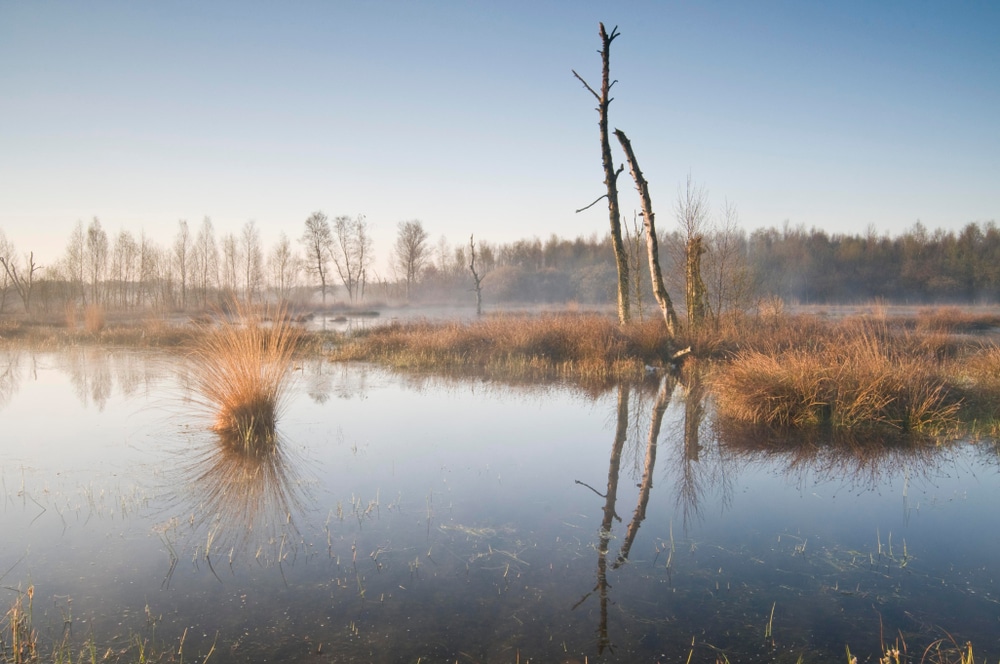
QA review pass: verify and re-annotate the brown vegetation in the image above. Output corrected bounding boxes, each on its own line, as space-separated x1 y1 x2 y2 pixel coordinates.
331 313 675 385
187 305 300 446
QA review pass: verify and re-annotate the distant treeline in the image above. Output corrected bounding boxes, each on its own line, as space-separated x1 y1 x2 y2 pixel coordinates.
2 217 997 317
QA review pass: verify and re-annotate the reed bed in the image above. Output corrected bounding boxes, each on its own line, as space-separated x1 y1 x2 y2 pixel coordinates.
331 313 674 385
710 317 964 436
187 305 300 447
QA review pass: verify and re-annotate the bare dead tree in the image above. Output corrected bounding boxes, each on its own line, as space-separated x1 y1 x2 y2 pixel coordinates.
0 251 41 314
676 175 710 330
615 129 680 335
573 23 630 324
468 234 489 316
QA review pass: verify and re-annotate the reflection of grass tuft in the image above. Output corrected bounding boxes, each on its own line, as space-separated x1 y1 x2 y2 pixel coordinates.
188 303 299 447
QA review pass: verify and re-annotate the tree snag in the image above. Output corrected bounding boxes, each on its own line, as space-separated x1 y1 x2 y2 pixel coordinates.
468 234 485 316
614 129 681 336
573 23 630 324
686 235 709 330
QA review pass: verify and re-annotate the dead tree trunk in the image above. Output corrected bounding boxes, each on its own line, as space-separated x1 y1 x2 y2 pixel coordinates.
614 129 680 336
468 234 485 317
573 23 630 324
685 236 708 330
0 252 40 314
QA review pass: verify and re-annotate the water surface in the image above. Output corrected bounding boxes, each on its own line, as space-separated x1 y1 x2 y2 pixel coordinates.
2 348 998 662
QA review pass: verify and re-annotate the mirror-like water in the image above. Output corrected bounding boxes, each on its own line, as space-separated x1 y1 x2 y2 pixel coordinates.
2 348 998 663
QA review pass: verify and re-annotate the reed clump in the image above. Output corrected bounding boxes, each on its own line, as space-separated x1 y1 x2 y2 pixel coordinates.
711 318 962 436
188 305 300 447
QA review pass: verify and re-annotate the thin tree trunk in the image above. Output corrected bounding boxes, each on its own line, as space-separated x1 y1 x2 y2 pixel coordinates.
614 129 680 336
574 23 630 324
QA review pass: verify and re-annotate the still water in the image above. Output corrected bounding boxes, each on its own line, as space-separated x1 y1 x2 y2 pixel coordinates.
2 348 999 662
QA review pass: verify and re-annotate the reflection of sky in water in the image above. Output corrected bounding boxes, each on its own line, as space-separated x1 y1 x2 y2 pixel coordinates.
2 349 999 662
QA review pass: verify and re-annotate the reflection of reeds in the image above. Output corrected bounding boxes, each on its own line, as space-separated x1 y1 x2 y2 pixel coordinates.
182 429 306 556
188 304 299 446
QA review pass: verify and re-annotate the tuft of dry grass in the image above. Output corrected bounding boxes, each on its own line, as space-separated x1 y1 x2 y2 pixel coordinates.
83 304 105 334
711 318 962 436
188 304 300 447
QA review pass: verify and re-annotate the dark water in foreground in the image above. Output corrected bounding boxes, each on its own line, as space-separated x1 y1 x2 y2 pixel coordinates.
2 348 999 663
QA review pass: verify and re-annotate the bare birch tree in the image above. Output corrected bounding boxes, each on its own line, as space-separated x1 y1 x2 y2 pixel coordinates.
173 220 191 310
300 211 333 306
268 232 299 302
86 218 108 306
240 220 264 303
393 220 429 301
193 217 219 308
331 214 373 303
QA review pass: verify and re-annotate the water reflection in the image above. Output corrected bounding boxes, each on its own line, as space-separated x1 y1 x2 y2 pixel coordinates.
160 428 309 579
0 349 25 410
573 374 676 655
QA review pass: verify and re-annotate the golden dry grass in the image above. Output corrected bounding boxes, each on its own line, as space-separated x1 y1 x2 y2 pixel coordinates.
331 313 675 385
187 305 300 446
710 317 964 436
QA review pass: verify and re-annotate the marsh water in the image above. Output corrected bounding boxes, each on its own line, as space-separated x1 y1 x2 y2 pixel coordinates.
2 348 999 663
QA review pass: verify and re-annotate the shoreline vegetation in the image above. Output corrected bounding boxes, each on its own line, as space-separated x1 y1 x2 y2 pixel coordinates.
5 303 1000 439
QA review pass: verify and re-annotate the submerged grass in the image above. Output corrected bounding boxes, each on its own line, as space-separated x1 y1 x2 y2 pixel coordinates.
187 304 300 447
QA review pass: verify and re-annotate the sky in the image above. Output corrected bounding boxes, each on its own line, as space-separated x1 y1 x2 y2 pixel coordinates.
1 1 998 276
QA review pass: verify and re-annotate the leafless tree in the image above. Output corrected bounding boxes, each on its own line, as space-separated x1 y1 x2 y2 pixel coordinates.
268 232 299 302
468 234 492 316
64 221 86 306
137 231 159 309
173 220 191 310
705 199 753 324
240 220 264 303
574 22 630 324
110 229 138 310
393 220 429 301
193 217 219 308
86 218 108 306
675 175 710 329
220 232 240 298
300 211 333 306
0 250 41 314
0 229 12 313
331 214 373 303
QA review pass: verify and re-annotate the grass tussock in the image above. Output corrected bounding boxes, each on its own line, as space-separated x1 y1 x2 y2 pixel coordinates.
188 305 300 447
711 318 963 436
83 304 105 334
331 313 675 385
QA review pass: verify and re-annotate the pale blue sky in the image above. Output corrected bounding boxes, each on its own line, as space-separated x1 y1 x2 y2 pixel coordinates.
2 1 997 274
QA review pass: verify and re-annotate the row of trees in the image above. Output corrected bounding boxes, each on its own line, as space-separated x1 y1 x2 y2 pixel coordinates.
0 214 438 316
4 214 999 318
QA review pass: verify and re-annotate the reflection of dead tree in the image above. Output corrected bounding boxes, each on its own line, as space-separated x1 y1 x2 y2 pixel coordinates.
614 374 675 568
677 365 707 527
572 385 629 655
